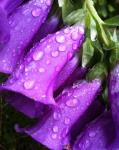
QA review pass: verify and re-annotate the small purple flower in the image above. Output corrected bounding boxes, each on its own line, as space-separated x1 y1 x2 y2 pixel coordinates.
109 63 119 139
23 79 101 150
0 0 53 74
73 112 116 150
1 25 84 105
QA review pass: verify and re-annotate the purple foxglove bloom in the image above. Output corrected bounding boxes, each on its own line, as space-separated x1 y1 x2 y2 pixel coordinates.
73 112 116 150
0 7 10 46
0 0 53 74
109 64 119 138
23 79 101 150
0 0 24 15
1 25 84 105
5 93 49 118
63 100 104 148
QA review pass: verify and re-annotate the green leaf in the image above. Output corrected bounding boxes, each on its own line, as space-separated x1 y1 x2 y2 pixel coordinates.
61 0 75 19
90 16 97 41
93 40 104 61
82 38 94 67
86 62 107 81
105 15 119 26
110 43 119 67
64 9 86 25
112 29 118 42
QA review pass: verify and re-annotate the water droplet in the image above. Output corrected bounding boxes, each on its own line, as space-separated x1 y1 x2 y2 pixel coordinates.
53 112 61 120
72 43 78 50
85 140 90 148
53 126 59 133
64 117 70 125
89 131 96 138
66 98 78 107
45 45 51 53
32 8 41 17
56 35 65 43
24 80 35 89
67 52 73 60
61 128 68 138
71 32 79 40
64 28 70 34
39 67 45 73
79 26 84 34
33 51 44 61
45 0 51 6
51 133 57 139
46 60 50 64
55 66 60 72
58 45 66 52
51 51 59 57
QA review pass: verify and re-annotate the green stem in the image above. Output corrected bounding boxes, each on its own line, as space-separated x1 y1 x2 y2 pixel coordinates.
86 0 110 47
86 0 104 24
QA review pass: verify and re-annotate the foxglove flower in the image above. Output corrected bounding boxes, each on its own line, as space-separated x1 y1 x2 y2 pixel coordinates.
5 57 85 118
109 63 119 138
1 25 84 105
0 0 53 74
73 112 115 150
23 79 101 150
64 99 104 147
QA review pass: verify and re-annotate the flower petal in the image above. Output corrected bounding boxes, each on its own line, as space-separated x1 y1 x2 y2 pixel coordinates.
1 25 84 105
0 0 52 74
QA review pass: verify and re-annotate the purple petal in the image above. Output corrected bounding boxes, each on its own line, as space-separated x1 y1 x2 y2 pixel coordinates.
54 55 79 91
23 79 101 150
63 99 105 147
1 25 84 105
0 0 52 74
109 64 119 129
32 14 60 44
73 112 116 150
0 7 10 46
5 93 49 118
0 0 24 15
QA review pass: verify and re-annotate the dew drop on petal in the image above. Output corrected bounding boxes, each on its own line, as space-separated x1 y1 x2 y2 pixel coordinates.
32 8 41 17
64 117 70 125
53 112 61 120
89 131 96 138
61 128 68 138
24 80 35 89
46 60 50 64
64 28 70 34
55 66 60 72
66 98 78 107
51 51 59 57
56 35 65 43
45 0 51 6
33 51 44 61
78 26 85 34
52 126 59 133
71 32 79 40
67 52 73 60
51 133 57 139
58 45 66 52
72 43 78 50
39 67 45 73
